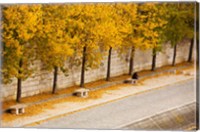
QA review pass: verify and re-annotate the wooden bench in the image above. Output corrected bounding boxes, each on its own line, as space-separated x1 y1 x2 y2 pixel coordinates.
73 88 89 98
8 104 27 115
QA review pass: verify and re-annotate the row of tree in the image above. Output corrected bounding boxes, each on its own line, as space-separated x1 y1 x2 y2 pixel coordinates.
2 3 197 102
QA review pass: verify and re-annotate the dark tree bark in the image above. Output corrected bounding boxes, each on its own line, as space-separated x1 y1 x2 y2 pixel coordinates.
106 47 112 81
151 48 157 71
52 66 58 94
129 46 135 75
16 59 23 102
188 38 194 62
80 46 87 87
172 44 177 66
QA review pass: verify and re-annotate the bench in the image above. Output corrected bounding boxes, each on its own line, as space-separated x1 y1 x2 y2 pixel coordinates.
181 71 194 76
8 104 27 115
124 78 138 84
171 70 177 74
73 88 89 98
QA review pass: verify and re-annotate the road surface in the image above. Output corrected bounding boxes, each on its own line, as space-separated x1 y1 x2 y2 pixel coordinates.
33 79 196 130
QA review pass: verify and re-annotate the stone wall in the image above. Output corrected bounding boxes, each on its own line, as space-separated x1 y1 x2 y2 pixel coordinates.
2 39 195 101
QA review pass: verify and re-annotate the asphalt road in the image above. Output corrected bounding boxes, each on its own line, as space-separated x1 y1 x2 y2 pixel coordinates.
34 79 196 129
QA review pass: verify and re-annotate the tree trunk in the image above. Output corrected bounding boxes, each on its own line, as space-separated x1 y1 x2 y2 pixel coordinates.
80 46 86 87
197 39 199 64
106 47 112 81
129 46 135 75
188 38 194 62
151 48 157 71
16 59 23 102
172 44 177 66
52 66 58 94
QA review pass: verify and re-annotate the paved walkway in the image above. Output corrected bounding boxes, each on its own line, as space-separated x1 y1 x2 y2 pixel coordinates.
33 79 195 129
1 66 195 127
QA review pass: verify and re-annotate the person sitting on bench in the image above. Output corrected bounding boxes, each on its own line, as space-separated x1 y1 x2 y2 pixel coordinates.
131 72 139 84
123 72 139 84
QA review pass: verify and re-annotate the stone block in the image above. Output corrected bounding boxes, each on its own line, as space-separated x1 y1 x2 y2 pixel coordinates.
8 104 27 115
73 88 89 98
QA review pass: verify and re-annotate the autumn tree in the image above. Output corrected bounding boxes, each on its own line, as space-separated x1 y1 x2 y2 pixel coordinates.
63 4 103 87
92 4 125 81
196 3 199 63
35 4 74 94
163 3 194 66
2 5 42 102
139 3 167 71
184 3 196 63
115 3 151 75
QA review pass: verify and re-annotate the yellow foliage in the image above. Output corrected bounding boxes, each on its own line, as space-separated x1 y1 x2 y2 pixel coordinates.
138 3 168 51
2 4 43 81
